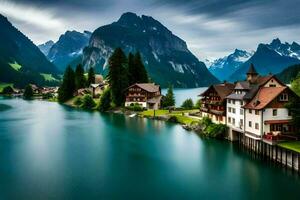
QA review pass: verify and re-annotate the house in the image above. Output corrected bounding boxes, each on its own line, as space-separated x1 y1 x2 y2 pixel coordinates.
124 83 162 110
225 64 299 142
199 82 235 124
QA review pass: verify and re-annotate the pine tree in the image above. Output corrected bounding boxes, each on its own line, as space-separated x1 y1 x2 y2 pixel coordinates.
162 84 175 108
128 53 135 85
75 64 86 90
58 66 75 103
107 48 129 106
134 52 148 83
87 67 95 86
98 88 111 112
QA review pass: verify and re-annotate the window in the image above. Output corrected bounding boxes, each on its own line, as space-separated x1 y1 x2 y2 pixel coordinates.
240 100 243 106
240 109 244 115
232 118 236 126
255 123 259 130
279 93 288 101
232 108 236 114
228 99 231 104
232 100 236 105
240 119 243 127
249 121 252 127
273 109 277 116
255 110 259 115
228 107 231 113
249 109 252 114
228 117 231 123
269 84 276 87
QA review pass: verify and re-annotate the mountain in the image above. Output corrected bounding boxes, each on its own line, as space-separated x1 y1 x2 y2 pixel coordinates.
229 39 300 81
277 64 300 83
38 40 54 56
0 14 59 87
83 12 218 88
208 49 253 81
47 30 91 72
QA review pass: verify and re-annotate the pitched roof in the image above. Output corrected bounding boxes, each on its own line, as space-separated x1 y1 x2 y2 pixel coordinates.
243 87 287 110
200 83 235 100
127 83 160 93
235 81 250 90
247 64 258 74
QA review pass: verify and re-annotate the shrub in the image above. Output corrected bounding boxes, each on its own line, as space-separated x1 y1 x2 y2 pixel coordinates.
74 96 83 106
205 124 228 139
2 86 14 95
126 103 144 112
167 115 179 123
23 84 34 100
195 99 202 109
81 94 96 110
98 88 111 112
181 98 194 109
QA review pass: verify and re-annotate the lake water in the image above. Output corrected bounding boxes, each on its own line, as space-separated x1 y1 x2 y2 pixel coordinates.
162 87 207 107
0 97 300 199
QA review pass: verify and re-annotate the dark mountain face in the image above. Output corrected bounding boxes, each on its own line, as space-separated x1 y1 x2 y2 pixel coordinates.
208 49 253 81
277 64 300 83
0 14 59 87
38 40 54 56
83 12 218 88
229 39 300 81
48 30 91 72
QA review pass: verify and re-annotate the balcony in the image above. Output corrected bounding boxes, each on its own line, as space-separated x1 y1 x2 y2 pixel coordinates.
200 107 209 112
210 109 225 116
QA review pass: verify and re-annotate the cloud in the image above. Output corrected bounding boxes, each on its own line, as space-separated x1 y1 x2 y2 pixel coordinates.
1 0 300 61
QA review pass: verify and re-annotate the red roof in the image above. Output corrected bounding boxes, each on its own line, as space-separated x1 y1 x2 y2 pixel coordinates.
243 86 287 110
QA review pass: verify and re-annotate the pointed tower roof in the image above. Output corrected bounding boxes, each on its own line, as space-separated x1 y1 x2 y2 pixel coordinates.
247 63 258 75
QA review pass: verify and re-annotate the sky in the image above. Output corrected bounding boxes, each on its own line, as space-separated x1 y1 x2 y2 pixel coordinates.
1 0 300 61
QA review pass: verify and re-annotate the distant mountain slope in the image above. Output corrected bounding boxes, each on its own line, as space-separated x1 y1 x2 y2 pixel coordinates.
277 64 300 83
83 12 218 88
0 14 59 87
229 39 300 81
208 49 253 81
38 40 54 56
47 30 91 72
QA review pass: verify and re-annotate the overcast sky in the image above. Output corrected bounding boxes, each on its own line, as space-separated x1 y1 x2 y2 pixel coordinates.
1 0 300 61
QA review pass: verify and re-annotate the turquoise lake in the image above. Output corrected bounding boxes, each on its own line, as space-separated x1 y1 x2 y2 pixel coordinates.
0 97 300 199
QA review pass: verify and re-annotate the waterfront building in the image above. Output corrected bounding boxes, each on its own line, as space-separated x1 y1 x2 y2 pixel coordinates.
199 82 235 124
124 83 162 109
225 64 299 143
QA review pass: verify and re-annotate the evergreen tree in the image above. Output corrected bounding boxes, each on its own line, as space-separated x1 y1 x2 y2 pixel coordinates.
107 48 129 106
127 52 148 85
291 72 300 96
127 53 135 85
285 97 300 134
134 52 148 83
181 98 194 109
98 88 111 112
162 85 175 108
75 64 86 90
23 84 34 100
2 86 14 95
81 94 96 110
58 66 75 103
87 67 95 86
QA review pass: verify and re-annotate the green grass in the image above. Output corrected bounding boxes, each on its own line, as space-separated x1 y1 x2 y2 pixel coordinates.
140 109 200 125
278 141 300 153
9 62 22 71
0 83 13 93
40 73 58 82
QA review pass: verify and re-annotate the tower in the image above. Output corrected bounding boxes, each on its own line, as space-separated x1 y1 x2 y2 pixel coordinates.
246 63 258 83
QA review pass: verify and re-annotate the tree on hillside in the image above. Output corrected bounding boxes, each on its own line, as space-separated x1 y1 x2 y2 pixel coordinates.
75 64 86 90
128 52 148 85
107 48 129 106
162 85 175 108
58 66 75 103
87 67 95 86
285 97 300 134
23 84 33 100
